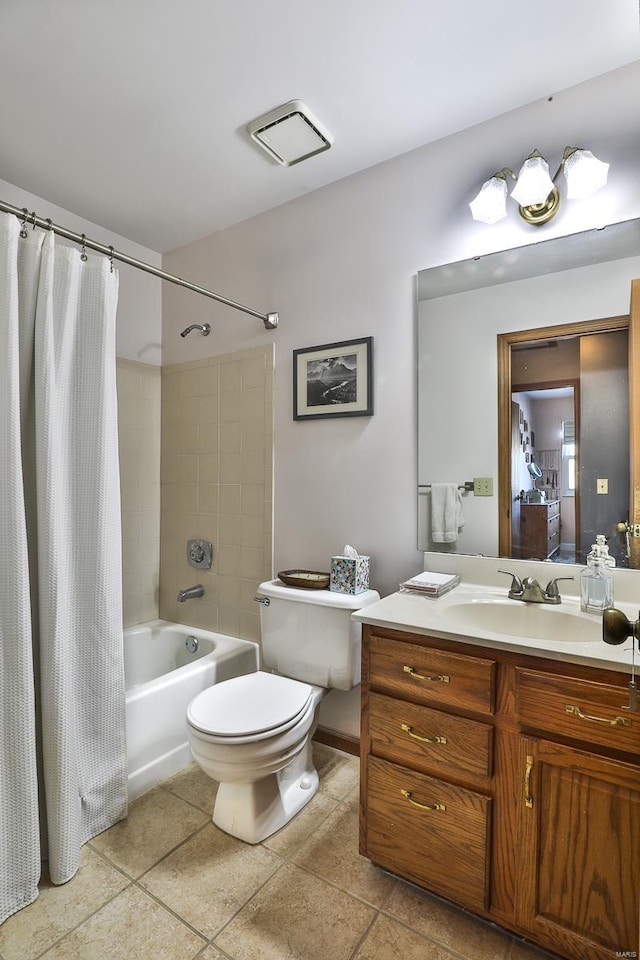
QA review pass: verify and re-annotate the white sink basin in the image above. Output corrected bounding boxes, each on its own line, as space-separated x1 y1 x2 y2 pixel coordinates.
440 599 601 643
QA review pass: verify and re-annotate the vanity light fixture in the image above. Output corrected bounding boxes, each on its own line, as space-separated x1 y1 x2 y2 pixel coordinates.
247 100 333 166
470 147 609 226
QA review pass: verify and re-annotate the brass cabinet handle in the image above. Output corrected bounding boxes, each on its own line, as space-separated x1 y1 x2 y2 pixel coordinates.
401 723 447 744
403 665 450 683
400 788 445 812
565 704 631 727
524 754 534 808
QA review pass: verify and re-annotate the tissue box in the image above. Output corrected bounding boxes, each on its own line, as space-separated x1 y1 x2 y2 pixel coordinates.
330 555 370 595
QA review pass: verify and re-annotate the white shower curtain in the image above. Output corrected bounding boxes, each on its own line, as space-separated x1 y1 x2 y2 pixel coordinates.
0 211 127 924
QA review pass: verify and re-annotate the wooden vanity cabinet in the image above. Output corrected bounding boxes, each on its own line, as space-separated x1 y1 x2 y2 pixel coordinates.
359 623 640 960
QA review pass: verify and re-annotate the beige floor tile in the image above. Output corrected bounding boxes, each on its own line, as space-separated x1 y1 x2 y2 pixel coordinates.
162 761 218 814
353 913 459 960
0 846 129 960
38 884 205 960
384 882 512 960
313 743 360 801
140 823 283 939
198 948 228 960
262 790 339 858
294 795 396 907
215 861 376 960
89 786 209 878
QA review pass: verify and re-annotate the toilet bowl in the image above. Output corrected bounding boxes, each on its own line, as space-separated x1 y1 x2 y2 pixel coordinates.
186 578 380 843
187 671 324 842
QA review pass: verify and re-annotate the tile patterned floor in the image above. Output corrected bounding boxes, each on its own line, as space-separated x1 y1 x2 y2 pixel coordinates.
0 744 560 960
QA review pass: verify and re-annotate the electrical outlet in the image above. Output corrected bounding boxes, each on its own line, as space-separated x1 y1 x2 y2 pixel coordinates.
474 477 493 497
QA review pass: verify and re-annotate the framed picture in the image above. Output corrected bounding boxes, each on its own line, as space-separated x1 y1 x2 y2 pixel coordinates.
293 337 373 420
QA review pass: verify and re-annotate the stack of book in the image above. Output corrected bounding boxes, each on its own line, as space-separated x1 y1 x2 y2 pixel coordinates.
399 570 460 598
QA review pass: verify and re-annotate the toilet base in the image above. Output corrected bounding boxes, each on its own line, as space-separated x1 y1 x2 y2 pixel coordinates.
211 739 319 844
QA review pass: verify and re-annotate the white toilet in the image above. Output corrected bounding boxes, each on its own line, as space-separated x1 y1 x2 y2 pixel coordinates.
186 578 380 843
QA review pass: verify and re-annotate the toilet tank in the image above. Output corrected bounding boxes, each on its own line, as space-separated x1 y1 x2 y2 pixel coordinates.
256 579 380 690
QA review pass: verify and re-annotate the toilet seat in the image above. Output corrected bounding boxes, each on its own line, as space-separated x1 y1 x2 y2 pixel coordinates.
187 671 313 741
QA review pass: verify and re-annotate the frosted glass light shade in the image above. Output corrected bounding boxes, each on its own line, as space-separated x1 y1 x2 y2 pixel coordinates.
469 176 508 224
564 149 609 200
511 154 555 206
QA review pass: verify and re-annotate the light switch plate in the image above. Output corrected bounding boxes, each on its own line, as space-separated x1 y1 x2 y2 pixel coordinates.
596 478 608 494
474 477 493 497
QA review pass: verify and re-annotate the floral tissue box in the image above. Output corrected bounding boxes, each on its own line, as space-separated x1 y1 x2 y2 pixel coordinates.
330 555 370 595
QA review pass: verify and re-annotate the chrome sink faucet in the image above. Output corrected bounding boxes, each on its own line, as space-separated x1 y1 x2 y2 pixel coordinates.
498 570 574 605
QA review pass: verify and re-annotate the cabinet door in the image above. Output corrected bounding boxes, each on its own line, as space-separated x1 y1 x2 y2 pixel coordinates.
516 737 640 960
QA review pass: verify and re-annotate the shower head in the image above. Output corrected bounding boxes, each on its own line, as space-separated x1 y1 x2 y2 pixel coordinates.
180 323 211 338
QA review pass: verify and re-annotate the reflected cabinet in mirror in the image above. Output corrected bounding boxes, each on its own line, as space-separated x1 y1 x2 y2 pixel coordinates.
417 219 640 568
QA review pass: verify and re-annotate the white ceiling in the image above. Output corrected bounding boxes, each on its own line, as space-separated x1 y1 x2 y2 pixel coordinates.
0 1 638 253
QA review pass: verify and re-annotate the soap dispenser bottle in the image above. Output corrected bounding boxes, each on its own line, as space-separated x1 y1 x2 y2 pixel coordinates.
580 534 614 614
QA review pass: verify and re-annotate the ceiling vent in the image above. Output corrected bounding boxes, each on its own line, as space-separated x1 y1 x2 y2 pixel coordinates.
247 100 333 166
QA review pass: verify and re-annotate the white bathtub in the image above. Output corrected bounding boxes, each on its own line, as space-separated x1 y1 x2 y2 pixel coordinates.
124 619 259 800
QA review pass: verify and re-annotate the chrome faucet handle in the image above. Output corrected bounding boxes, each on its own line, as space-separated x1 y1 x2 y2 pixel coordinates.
497 569 524 596
544 576 574 601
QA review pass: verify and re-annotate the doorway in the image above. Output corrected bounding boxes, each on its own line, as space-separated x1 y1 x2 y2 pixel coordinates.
511 382 578 562
498 315 632 565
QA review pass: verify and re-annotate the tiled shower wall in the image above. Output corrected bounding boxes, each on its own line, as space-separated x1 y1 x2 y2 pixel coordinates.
116 358 162 627
158 345 274 644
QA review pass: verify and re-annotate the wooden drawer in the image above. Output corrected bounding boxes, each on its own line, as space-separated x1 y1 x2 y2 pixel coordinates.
368 635 495 715
369 692 493 781
516 668 640 755
364 756 491 913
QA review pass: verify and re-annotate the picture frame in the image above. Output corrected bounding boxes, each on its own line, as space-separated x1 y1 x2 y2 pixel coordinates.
293 337 373 420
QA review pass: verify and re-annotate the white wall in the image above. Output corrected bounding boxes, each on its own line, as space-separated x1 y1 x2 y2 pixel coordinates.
163 63 640 604
0 177 162 364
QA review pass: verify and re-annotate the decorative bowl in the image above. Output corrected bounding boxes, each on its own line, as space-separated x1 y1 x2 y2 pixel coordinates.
277 569 330 589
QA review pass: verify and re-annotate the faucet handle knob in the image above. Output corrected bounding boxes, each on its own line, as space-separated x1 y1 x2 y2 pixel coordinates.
544 576 574 598
497 569 523 593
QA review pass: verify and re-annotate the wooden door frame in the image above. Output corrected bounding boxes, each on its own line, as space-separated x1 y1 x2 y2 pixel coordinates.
498 315 630 558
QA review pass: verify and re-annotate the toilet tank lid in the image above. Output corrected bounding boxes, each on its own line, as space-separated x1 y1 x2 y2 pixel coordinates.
258 579 380 609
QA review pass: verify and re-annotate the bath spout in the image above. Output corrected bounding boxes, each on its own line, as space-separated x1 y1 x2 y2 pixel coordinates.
177 584 204 602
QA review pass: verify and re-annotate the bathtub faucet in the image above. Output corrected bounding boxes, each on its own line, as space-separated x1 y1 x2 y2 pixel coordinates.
177 584 204 602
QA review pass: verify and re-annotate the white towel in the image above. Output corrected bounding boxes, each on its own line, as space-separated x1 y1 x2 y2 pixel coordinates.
431 484 465 543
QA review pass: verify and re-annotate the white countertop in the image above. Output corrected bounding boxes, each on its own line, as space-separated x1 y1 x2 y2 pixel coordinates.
352 582 637 675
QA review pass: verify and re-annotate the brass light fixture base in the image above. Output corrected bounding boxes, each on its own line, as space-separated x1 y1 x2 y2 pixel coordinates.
518 186 560 225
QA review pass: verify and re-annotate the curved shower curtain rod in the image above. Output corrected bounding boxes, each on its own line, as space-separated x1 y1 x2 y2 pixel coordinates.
0 199 279 329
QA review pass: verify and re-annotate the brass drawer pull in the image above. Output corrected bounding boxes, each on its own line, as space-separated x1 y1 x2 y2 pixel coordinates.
565 704 631 727
401 723 447 745
400 788 445 812
403 665 450 683
524 754 534 809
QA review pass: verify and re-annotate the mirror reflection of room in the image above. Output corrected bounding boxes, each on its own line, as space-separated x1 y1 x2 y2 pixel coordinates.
417 223 640 568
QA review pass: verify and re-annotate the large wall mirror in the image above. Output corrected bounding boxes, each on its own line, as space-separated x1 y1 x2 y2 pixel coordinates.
417 218 640 568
